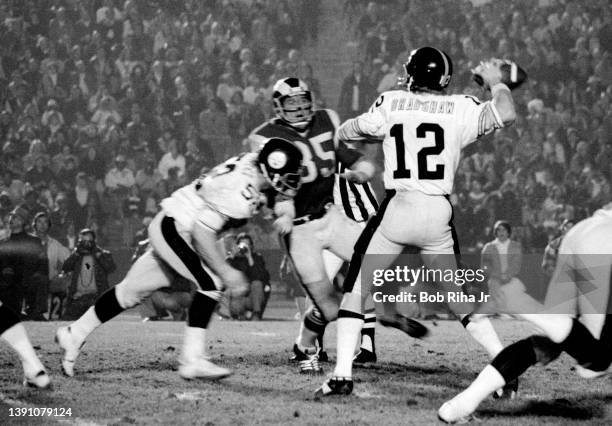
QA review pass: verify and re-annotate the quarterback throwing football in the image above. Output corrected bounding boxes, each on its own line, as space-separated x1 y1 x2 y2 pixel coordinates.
317 47 518 396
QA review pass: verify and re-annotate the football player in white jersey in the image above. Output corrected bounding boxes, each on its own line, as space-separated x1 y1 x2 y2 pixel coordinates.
439 204 612 423
55 138 303 380
316 47 517 396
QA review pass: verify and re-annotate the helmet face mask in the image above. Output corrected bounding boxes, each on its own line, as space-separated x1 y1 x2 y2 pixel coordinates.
272 78 314 130
258 138 304 197
269 168 303 197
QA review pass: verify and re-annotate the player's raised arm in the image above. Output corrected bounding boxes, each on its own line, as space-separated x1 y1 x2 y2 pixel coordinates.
472 59 516 127
336 95 388 142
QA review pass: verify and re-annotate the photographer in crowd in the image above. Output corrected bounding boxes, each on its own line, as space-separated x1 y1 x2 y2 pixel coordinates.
0 208 48 319
32 212 71 320
227 232 271 321
61 228 116 319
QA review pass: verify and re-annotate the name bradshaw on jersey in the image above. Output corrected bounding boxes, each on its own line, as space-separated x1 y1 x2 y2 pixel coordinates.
250 109 361 217
160 153 266 232
338 90 504 195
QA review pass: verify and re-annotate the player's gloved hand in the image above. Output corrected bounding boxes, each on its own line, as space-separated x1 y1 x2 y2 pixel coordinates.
223 268 249 297
471 59 503 90
273 214 293 235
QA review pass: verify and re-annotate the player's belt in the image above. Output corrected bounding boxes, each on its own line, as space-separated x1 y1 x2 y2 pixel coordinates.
293 203 332 226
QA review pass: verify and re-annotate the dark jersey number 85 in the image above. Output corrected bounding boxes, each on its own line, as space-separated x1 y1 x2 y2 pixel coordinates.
391 123 445 180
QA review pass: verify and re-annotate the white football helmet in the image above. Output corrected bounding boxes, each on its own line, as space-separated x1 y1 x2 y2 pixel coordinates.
272 78 314 130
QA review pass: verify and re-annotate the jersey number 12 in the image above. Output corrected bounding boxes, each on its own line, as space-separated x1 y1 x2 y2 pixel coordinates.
391 123 445 180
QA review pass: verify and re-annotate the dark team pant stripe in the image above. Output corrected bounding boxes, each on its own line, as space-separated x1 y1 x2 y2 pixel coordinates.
160 216 216 291
338 309 364 320
188 291 218 329
343 190 396 293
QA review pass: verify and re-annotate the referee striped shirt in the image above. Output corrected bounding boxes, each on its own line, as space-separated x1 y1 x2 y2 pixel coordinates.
334 162 379 222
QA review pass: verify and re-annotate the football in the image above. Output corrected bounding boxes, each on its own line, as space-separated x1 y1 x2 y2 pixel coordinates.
472 60 528 90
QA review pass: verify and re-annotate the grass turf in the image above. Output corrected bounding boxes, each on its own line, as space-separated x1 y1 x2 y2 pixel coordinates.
0 300 610 425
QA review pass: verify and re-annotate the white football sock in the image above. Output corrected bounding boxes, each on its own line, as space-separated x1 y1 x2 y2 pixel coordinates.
465 317 504 358
333 317 363 378
1 324 44 374
182 326 206 360
70 307 102 345
456 365 505 411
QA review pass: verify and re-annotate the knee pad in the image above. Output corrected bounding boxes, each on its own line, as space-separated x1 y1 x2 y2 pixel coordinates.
529 335 562 366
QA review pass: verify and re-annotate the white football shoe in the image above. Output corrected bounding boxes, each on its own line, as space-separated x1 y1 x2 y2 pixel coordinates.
23 370 51 389
55 326 83 377
438 399 477 424
178 357 231 380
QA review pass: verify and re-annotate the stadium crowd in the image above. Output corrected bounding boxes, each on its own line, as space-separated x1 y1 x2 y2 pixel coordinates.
345 0 612 253
0 0 318 250
0 0 610 295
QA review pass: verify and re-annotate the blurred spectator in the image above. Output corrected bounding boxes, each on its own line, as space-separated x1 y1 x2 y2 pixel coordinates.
17 188 48 231
135 157 163 195
32 212 70 320
104 154 134 220
338 61 375 120
199 98 229 163
481 221 524 313
0 208 48 319
49 194 71 247
158 138 185 180
67 172 98 234
62 228 115 319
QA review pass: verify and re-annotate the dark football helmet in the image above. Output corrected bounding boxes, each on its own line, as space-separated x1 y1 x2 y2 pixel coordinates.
272 78 314 130
258 138 303 197
403 47 453 92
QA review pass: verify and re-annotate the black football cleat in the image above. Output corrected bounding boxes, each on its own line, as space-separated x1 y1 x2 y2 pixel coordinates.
379 314 429 338
353 348 377 368
290 343 308 362
493 378 518 400
291 343 329 363
314 377 353 398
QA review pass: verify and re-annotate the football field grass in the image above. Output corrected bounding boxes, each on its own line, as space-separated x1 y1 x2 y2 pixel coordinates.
0 299 610 425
